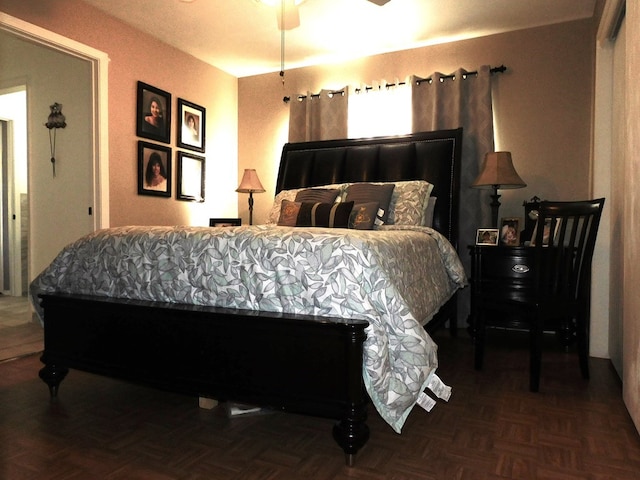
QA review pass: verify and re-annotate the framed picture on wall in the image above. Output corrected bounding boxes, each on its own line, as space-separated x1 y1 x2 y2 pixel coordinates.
177 98 206 152
138 141 171 197
176 151 205 202
136 81 171 143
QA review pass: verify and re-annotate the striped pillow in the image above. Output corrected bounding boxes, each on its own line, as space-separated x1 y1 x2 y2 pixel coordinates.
296 201 354 228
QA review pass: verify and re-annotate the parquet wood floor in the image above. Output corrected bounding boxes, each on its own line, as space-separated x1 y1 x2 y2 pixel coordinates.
1 328 639 479
0 295 42 363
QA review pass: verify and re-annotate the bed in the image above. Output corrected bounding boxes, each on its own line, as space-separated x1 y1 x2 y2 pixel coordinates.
31 128 466 466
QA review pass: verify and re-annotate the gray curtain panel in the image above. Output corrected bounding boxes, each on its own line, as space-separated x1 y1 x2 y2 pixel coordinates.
412 65 496 322
288 88 349 142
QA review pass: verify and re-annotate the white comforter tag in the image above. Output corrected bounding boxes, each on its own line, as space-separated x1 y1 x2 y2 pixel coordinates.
416 391 437 412
426 373 452 402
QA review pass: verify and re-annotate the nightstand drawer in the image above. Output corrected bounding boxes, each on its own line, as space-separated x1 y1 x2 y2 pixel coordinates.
477 249 535 280
468 246 536 304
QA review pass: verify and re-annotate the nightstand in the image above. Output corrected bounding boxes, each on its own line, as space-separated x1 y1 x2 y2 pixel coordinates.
468 245 536 332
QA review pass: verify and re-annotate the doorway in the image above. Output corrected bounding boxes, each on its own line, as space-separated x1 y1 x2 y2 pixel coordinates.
0 12 110 360
0 87 28 297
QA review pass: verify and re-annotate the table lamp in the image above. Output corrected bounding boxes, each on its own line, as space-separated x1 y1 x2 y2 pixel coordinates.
471 152 526 228
236 169 265 225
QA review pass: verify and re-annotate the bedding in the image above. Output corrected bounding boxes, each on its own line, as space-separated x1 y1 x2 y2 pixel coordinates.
30 223 467 433
268 179 435 228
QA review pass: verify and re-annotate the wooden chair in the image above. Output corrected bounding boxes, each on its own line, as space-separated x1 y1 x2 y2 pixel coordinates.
473 198 605 391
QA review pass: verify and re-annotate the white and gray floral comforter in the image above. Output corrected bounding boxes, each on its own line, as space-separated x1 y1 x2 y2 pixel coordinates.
30 224 467 433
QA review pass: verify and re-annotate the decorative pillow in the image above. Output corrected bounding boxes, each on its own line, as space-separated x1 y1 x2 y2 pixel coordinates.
386 180 435 226
423 196 437 227
295 188 341 203
277 199 302 226
344 183 395 224
296 201 354 228
267 183 347 224
349 202 379 230
267 188 303 224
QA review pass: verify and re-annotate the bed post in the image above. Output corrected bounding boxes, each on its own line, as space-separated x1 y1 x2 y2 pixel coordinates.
331 322 370 466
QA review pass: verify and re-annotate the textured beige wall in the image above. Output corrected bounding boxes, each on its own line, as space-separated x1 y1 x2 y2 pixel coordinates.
239 19 595 226
1 0 239 233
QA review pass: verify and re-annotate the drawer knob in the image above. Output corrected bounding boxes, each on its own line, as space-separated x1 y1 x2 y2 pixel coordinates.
512 264 530 273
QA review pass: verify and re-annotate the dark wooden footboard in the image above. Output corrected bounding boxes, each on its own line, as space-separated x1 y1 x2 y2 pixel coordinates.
38 293 370 465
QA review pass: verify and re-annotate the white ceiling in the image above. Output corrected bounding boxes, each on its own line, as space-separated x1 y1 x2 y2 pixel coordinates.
81 0 597 78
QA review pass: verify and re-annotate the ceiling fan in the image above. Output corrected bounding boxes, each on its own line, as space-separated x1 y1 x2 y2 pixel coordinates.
259 0 391 31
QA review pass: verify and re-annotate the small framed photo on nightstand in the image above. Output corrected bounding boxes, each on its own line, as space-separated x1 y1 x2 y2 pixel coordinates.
500 217 522 246
476 228 499 246
209 218 241 227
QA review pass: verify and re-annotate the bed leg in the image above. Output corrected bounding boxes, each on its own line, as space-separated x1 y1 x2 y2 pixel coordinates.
38 356 68 398
332 407 370 467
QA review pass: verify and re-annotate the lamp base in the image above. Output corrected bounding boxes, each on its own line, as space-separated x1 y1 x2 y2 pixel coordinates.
248 192 254 226
489 186 501 229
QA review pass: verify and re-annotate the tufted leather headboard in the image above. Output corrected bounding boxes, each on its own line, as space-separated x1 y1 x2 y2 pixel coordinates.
275 128 463 248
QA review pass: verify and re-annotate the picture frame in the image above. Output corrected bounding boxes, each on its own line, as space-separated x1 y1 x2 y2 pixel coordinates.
136 81 171 143
138 141 171 197
209 218 242 227
177 98 206 152
530 218 559 246
177 151 205 202
476 228 499 246
500 217 522 246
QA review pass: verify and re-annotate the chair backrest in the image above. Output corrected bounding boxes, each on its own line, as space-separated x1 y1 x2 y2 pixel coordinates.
533 198 605 303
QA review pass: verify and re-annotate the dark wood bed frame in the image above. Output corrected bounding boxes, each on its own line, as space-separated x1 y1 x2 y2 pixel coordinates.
37 128 463 466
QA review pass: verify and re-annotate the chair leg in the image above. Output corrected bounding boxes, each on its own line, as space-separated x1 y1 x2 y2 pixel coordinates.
529 315 543 392
576 312 590 380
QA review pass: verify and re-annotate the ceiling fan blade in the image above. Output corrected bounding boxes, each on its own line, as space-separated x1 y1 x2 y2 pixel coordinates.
367 0 391 5
276 0 300 30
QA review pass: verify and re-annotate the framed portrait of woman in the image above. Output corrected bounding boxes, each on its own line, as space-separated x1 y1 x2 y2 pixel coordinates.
136 81 171 144
177 98 206 153
138 141 172 198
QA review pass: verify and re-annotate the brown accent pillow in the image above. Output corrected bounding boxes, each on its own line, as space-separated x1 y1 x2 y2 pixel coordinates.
345 183 395 224
349 202 379 230
277 199 302 226
294 188 341 203
296 201 354 228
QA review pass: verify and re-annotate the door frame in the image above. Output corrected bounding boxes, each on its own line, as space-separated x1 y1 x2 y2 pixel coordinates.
0 12 110 287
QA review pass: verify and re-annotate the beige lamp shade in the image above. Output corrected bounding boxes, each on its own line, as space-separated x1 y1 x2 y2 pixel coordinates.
236 169 266 193
472 152 526 228
471 152 526 189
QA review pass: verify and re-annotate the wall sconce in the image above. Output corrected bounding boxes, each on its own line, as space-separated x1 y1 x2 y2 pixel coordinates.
471 151 526 228
45 102 67 177
236 169 265 225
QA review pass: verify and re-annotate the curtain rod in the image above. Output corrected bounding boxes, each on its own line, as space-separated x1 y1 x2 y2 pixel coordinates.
282 64 507 103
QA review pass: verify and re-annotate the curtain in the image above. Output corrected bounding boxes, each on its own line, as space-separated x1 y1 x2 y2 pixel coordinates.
288 88 349 142
412 65 495 323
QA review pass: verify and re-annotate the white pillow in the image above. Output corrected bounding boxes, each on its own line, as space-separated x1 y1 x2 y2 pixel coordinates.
385 180 434 226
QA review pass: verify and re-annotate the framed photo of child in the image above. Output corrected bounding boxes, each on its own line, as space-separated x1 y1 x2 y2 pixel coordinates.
500 217 522 246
